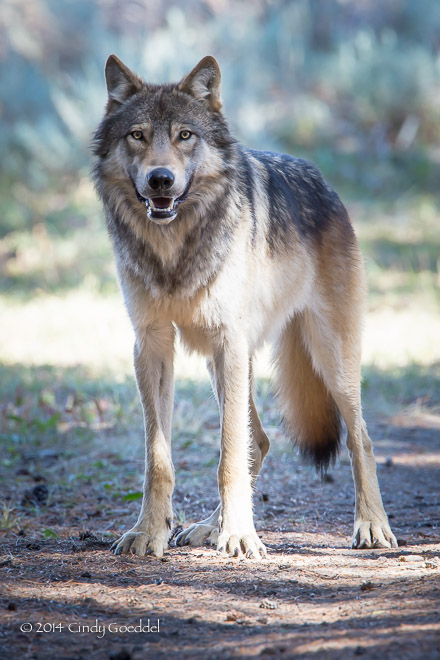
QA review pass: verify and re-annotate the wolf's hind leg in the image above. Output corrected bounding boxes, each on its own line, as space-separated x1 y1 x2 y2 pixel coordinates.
299 304 397 550
175 360 269 549
175 504 221 548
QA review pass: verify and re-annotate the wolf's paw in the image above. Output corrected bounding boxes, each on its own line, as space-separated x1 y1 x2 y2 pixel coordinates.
111 528 169 557
352 520 398 549
217 529 267 560
175 521 219 548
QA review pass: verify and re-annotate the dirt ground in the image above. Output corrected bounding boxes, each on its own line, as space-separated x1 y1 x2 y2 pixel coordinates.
1 410 439 659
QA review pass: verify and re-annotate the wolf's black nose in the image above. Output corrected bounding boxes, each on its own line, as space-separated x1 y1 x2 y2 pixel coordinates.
147 168 174 191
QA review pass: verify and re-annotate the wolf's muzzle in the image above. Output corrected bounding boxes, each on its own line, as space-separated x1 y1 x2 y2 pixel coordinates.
132 174 193 225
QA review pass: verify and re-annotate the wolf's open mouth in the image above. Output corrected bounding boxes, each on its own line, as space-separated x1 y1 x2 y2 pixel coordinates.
133 177 193 224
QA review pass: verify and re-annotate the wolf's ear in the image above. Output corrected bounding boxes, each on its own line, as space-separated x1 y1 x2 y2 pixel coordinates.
178 56 222 111
104 55 143 114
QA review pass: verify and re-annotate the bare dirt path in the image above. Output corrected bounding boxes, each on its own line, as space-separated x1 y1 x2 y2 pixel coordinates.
1 411 439 659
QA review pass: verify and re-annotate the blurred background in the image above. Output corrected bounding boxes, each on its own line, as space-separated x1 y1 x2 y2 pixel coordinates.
0 0 439 501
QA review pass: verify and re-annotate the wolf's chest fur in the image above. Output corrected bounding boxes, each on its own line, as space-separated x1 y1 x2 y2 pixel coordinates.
107 205 234 299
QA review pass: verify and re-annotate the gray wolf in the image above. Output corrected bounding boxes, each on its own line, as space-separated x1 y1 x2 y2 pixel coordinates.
92 54 397 559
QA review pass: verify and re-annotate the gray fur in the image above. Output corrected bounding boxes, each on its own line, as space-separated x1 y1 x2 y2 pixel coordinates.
92 55 397 559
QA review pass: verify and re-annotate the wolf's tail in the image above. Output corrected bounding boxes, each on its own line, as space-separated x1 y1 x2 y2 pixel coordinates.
272 314 342 470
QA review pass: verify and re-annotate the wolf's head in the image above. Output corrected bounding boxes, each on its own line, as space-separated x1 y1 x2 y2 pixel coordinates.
93 55 235 226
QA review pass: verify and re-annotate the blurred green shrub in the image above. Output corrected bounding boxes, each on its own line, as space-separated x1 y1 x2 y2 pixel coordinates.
0 0 440 236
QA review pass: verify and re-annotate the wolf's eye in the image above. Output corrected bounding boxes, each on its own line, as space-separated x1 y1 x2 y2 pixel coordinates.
130 130 143 140
179 130 192 141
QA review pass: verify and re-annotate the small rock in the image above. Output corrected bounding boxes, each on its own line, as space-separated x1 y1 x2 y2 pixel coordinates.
25 542 41 551
385 457 393 468
322 473 334 483
110 651 131 660
76 533 108 550
260 599 278 610
86 509 102 518
399 554 424 563
261 493 269 502
397 538 407 546
355 647 366 655
425 561 438 569
7 602 17 611
22 484 48 506
260 647 287 656
226 613 237 622
81 570 92 578
187 616 201 624
360 581 375 591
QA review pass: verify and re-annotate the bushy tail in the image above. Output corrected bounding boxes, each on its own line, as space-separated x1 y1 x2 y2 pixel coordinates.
273 314 342 469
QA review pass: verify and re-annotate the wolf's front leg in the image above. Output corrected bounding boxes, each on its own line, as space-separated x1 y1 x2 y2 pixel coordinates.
214 335 266 560
112 324 175 557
